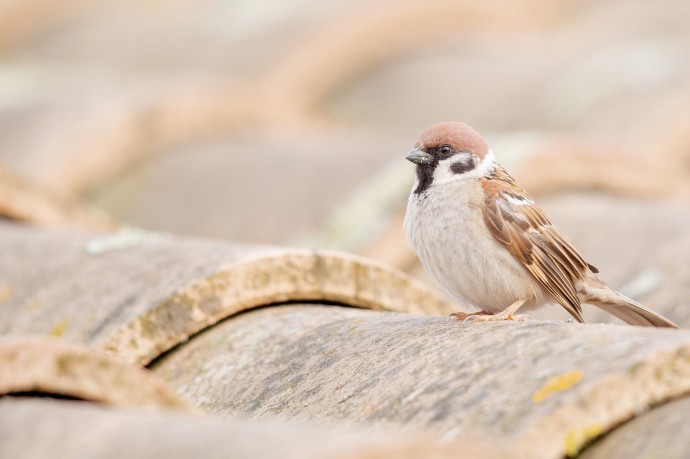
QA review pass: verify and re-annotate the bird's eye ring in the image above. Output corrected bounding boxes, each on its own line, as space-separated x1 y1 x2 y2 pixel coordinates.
439 145 452 155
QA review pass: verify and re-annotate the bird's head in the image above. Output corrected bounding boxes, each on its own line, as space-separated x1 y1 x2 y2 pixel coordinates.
406 122 492 194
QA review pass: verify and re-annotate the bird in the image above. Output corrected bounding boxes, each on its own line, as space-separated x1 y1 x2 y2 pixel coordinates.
403 121 678 328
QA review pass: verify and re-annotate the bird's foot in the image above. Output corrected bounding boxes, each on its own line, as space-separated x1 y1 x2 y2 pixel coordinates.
449 311 489 321
450 299 530 322
450 311 531 322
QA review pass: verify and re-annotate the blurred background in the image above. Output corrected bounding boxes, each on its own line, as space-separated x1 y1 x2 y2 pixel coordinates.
1 0 689 324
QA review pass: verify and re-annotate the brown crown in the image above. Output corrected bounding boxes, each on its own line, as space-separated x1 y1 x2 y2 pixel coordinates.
415 122 489 159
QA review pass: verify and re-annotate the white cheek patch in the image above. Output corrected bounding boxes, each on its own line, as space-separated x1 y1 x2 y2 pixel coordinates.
431 153 471 185
432 150 497 186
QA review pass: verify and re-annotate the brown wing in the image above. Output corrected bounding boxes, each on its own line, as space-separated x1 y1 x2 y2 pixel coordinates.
481 167 590 322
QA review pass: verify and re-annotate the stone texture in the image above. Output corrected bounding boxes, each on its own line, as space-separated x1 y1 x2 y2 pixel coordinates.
0 398 516 459
152 304 690 458
0 222 452 365
581 397 690 459
0 336 189 410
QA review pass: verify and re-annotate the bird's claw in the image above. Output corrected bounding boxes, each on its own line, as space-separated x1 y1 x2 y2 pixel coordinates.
450 312 532 322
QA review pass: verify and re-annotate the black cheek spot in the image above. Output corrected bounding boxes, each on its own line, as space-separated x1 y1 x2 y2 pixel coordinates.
450 159 476 174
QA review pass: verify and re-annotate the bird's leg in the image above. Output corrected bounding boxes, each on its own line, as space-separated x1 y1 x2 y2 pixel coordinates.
450 299 529 322
486 298 529 321
449 310 492 320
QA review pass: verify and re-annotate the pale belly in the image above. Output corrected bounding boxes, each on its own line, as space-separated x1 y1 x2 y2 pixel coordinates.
404 183 548 313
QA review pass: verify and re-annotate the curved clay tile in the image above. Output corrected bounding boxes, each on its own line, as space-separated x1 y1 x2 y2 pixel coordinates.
0 336 190 410
0 167 118 230
0 222 453 365
0 397 517 459
152 304 690 458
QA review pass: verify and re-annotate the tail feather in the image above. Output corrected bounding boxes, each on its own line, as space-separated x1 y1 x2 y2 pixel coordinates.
579 282 678 329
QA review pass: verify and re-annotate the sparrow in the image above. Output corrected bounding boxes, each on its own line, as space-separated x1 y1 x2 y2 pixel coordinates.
403 121 678 328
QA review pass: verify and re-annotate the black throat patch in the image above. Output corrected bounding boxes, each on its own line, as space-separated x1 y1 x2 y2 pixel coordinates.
413 160 439 195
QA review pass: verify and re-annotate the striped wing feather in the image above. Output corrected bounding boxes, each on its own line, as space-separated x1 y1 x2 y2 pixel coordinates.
481 167 591 322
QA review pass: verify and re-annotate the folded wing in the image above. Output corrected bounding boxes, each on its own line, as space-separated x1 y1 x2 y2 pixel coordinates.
481 167 592 322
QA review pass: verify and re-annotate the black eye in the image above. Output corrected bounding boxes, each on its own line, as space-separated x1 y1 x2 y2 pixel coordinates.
439 145 452 155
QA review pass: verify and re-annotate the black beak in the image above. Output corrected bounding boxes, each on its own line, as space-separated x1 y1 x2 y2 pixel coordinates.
405 148 433 165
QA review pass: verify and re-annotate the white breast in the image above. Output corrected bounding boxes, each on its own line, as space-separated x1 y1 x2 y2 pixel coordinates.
403 163 546 313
